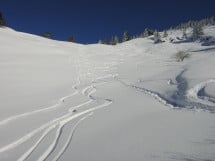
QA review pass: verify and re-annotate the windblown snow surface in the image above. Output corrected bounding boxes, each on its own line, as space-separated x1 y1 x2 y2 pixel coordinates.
0 26 215 161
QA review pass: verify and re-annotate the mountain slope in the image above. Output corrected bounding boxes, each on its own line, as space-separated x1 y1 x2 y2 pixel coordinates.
0 26 215 161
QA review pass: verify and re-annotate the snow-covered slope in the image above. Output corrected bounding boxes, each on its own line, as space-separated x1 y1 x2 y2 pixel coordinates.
0 26 215 161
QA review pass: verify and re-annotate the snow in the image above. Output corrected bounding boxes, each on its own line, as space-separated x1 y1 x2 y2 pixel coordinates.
0 26 215 161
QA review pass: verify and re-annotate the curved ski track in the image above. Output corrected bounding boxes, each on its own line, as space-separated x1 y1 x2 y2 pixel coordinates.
0 74 115 161
116 70 215 113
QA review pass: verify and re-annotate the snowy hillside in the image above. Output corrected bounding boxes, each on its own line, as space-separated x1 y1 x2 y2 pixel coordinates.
0 26 215 161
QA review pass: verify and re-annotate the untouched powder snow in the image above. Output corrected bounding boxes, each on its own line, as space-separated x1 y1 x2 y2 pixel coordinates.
0 26 215 161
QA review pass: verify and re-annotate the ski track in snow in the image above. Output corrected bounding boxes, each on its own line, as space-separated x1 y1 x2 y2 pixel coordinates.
0 78 82 155
37 100 112 161
0 79 81 126
116 70 215 112
17 125 56 161
0 74 115 161
0 91 78 126
51 112 94 161
0 99 91 154
16 99 93 161
35 77 113 161
187 79 215 106
115 76 176 109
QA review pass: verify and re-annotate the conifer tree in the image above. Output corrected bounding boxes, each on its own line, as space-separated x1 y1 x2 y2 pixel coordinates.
153 30 161 43
114 35 119 44
122 31 130 42
42 32 53 39
0 12 7 26
143 28 154 37
192 23 204 40
68 36 75 42
143 28 149 37
163 30 168 37
182 28 187 39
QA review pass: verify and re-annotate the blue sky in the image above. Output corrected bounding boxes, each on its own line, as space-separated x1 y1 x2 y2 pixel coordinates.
1 0 215 44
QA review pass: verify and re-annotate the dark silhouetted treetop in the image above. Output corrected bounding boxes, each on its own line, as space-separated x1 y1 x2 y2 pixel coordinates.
0 12 7 27
122 31 130 42
42 32 53 39
69 36 75 42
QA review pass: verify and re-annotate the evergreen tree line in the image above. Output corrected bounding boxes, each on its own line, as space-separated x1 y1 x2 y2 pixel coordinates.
0 11 214 43
42 32 75 42
98 29 155 45
172 17 215 30
100 17 215 45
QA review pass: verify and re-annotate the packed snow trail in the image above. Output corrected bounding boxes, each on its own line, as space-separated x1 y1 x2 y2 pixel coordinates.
51 112 94 161
116 70 215 113
0 99 92 154
16 100 93 161
36 81 112 161
9 74 115 161
0 91 78 126
115 76 176 109
187 79 215 106
17 125 56 161
0 78 81 126
36 100 112 161
0 77 81 153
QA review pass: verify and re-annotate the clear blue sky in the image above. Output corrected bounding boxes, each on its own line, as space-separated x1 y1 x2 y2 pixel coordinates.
1 0 215 44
